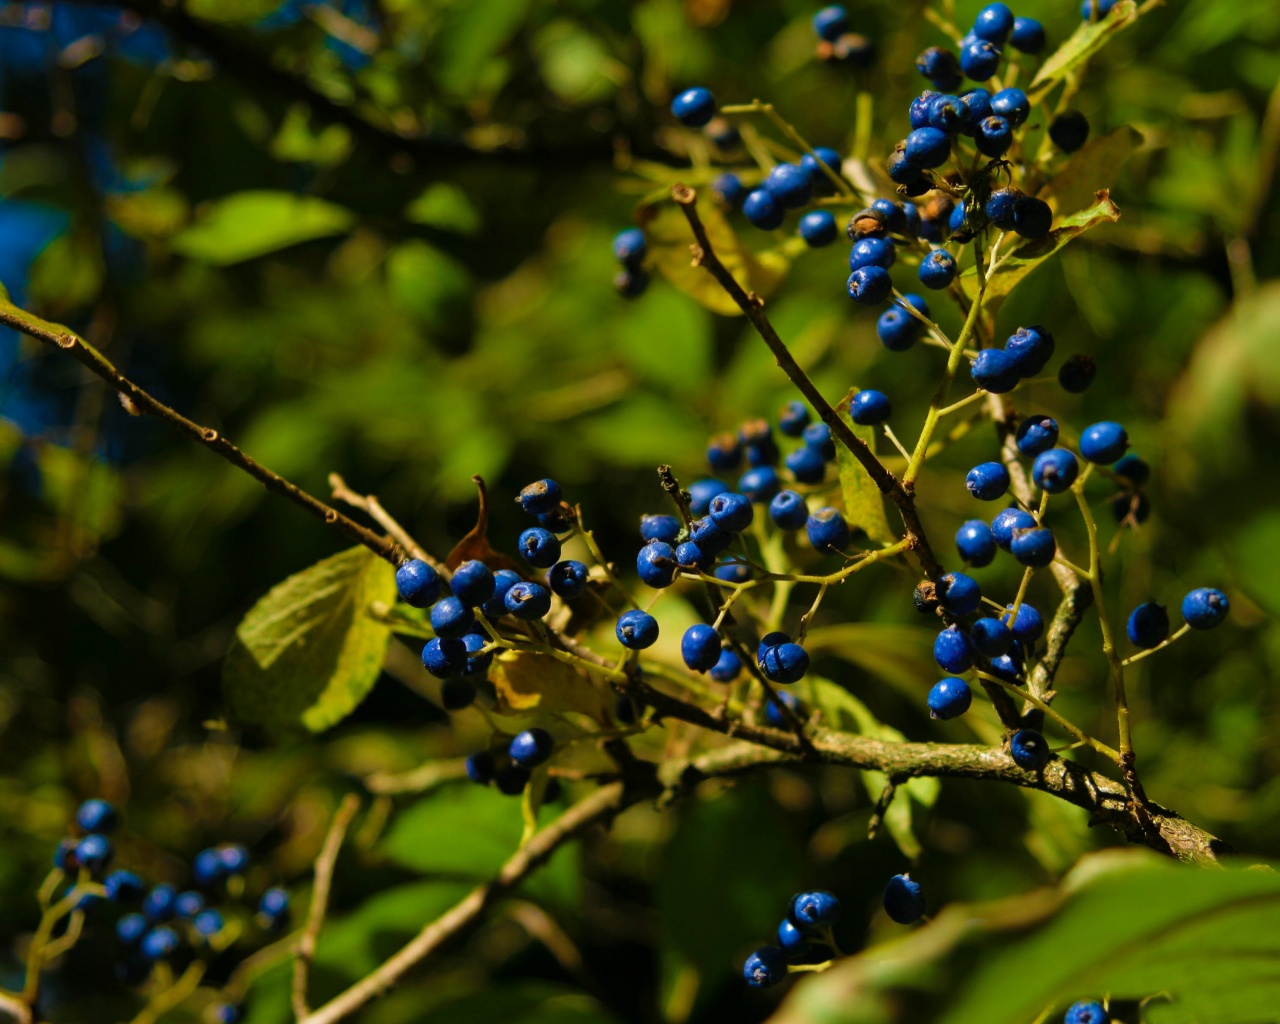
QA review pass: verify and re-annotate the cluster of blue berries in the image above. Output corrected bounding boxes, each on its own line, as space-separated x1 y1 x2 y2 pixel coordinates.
810 5 875 68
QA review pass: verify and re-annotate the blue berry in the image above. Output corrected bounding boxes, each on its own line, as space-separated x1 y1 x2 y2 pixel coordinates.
927 676 972 719
192 849 223 885
671 87 716 127
927 93 968 134
919 248 957 289
616 609 659 649
803 421 836 460
194 909 224 937
960 38 1001 80
878 307 923 351
848 236 896 270
140 926 180 961
441 678 477 710
76 799 118 834
636 540 677 588
743 946 788 987
481 569 522 619
777 917 809 954
1049 110 1090 152
1016 415 1059 455
806 507 851 553
709 491 754 533
738 466 781 504
1013 195 1053 239
102 870 143 903
991 507 1036 550
847 265 892 304
1114 454 1150 486
985 187 1022 229
517 479 561 516
975 114 1013 156
538 508 573 533
887 148 923 186
714 559 752 583
800 147 843 191
712 172 746 209
1003 603 1044 644
1011 527 1057 567
1182 588 1229 630
989 652 1023 683
1010 16 1046 53
614 267 649 298
461 632 493 677
1033 448 1079 492
786 445 827 484
1080 0 1118 19
770 490 810 530
450 560 495 606
395 559 441 608
688 478 729 516
613 228 646 268
934 625 975 673
962 88 993 125
547 560 589 599
971 617 1013 656
811 5 849 41
758 631 790 663
710 648 743 682
1079 421 1129 464
939 571 982 615
430 596 475 638
505 581 552 619
682 624 722 672
966 461 1010 501
956 520 996 566
1010 728 1051 770
675 540 711 571
761 642 810 684
970 348 1020 393
790 890 840 927
219 844 249 874
466 751 496 784
75 833 112 874
213 1004 245 1024
871 197 907 233
707 434 743 472
259 887 290 924
143 884 177 922
1005 325 1055 376
1126 601 1169 648
850 389 891 425
779 401 810 438
175 890 205 918
743 188 785 230
949 203 968 234
690 515 731 554
883 874 924 924
518 527 561 568
509 728 554 768
916 47 962 91
904 126 951 169
764 163 813 209
990 87 1030 127
764 690 803 727
909 91 938 129
1058 354 1096 393
1065 1001 1108 1024
973 2 1014 42
798 210 837 247
117 912 148 944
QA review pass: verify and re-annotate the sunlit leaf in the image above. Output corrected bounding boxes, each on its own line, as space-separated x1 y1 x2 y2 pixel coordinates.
490 650 609 720
172 191 356 264
834 402 896 546
1041 127 1143 221
1028 1 1141 101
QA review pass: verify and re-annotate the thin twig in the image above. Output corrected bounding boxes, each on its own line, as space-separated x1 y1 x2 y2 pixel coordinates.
364 757 470 796
329 474 444 573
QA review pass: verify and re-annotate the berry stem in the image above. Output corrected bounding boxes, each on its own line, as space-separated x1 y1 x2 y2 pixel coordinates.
975 672 1119 761
127 961 208 1024
852 90 875 163
1121 624 1192 667
721 100 859 201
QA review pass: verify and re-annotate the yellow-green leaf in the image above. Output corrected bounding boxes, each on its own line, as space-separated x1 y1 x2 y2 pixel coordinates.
1028 1 1141 101
490 650 608 720
224 547 396 736
834 404 896 545
172 191 356 265
1041 126 1143 221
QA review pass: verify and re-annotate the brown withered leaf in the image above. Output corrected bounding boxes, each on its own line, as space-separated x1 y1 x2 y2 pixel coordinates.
445 475 523 573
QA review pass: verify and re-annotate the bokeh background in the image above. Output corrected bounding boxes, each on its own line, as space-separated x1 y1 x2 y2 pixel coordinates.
0 0 1278 1021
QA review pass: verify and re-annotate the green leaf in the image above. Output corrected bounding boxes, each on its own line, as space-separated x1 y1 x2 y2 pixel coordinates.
1041 126 1143 222
834 405 896 545
958 191 1121 316
645 201 788 317
804 624 937 698
223 547 395 736
404 182 482 236
1028 1 1141 101
26 233 104 314
769 852 1280 1024
172 191 356 265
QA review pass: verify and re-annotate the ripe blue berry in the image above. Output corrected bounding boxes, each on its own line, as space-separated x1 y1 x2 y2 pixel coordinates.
877 307 923 351
505 581 552 619
1058 354 1097 393
849 236 896 270
430 596 475 638
786 445 827 484
690 515 731 554
779 401 810 437
883 874 925 923
175 890 205 918
710 648 743 682
743 946 788 987
761 642 810 684
928 676 972 719
799 210 837 247
764 690 803 727
192 849 223 885
928 93 968 134
518 479 561 516
450 560 495 606
144 884 177 922
971 617 1013 656
140 925 180 961
1010 728 1051 770
1003 602 1044 644
1079 421 1129 464
790 890 841 927
462 632 493 677
850 389 891 425
770 490 809 530
1033 448 1079 492
811 5 849 41
76 798 118 834
1010 16 1046 53
441 678 477 710
966 461 1010 501
1013 195 1053 239
738 466 781 503
103 870 143 902
688 478 729 516
1182 588 1229 630
1049 110 1090 153
671 87 716 127
613 228 646 268
800 147 843 190
1113 454 1150 486
117 912 148 944
776 917 809 955
847 265 892 304
616 609 659 649
975 114 1013 156
758 631 789 663
909 92 938 129
682 624 722 672
1081 0 1118 19
1016 414 1059 455
985 187 1021 229
713 172 746 209
743 188 785 230
212 1004 244 1024
991 507 1036 550
934 625 975 673
714 559 752 583
1065 1001 1108 1024
509 728 554 768
636 540 678 588
806 507 851 553
75 833 112 874
916 46 962 91
259 887 290 924
219 844 249 874
973 2 1014 42
1006 325 1055 376
989 651 1023 683
960 38 1001 81
518 527 561 568
194 909 224 937
709 491 754 533
888 148 923 186
904 126 951 168
466 751 496 784
764 163 813 209
1126 601 1169 648
970 347 1020 393
803 421 836 460
990 87 1030 127
949 203 969 235
707 434 743 473
481 569 522 619
919 248 957 289
395 559 441 608
939 571 982 615
962 87 993 124
421 636 466 678
1011 526 1057 567
548 560 589 599
956 519 996 566
871 197 907 232
676 540 710 571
